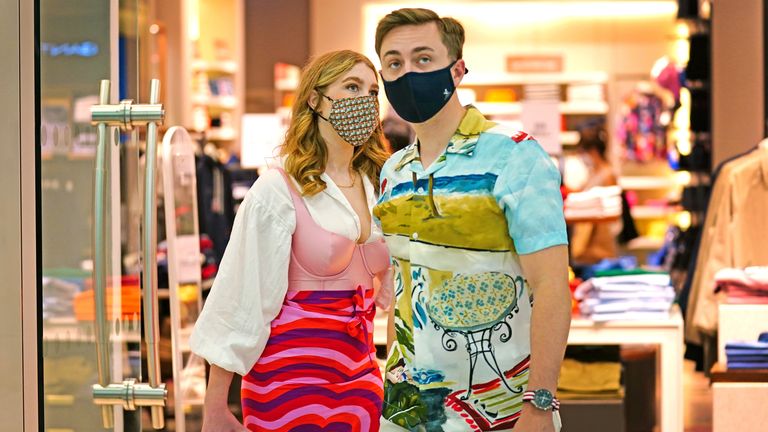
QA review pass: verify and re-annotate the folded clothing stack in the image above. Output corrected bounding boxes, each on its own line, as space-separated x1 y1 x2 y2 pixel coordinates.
715 267 768 304
574 274 675 321
726 333 768 369
558 345 623 400
564 186 622 220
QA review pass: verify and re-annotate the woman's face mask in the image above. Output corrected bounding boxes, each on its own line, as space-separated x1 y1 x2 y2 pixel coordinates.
313 93 380 147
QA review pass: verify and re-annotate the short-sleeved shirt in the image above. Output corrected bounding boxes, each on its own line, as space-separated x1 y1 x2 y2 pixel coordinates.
373 106 568 431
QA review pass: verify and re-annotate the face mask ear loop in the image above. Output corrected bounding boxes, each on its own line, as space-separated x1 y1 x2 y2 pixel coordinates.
312 91 334 122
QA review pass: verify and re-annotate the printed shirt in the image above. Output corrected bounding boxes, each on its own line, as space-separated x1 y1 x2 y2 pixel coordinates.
373 106 568 431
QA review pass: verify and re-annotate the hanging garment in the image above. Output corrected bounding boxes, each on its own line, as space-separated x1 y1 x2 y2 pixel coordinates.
196 153 236 264
688 148 768 340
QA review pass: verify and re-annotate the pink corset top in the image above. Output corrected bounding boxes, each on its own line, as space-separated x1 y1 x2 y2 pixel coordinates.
276 169 390 293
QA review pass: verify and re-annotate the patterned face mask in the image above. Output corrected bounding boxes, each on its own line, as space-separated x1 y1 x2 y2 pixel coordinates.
314 93 380 147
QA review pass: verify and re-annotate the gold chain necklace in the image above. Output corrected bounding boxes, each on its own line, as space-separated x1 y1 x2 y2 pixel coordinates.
334 170 357 188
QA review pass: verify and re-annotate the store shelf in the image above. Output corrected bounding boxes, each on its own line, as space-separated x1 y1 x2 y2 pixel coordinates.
462 71 608 86
192 94 238 109
474 100 608 116
619 176 677 190
561 131 581 146
626 235 665 251
630 205 678 220
208 127 237 141
191 59 238 74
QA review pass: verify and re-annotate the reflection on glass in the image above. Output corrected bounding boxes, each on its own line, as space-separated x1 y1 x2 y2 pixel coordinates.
40 0 144 430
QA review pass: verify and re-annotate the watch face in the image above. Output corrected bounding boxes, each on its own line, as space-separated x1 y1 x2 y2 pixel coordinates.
533 389 554 409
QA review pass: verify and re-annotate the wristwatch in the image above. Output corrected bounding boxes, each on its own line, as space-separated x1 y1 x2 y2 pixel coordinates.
522 389 560 411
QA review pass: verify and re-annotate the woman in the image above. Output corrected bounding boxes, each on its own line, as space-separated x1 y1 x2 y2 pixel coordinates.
570 134 621 264
190 50 392 431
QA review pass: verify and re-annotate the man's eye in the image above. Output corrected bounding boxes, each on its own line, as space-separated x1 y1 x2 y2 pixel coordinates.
388 61 401 69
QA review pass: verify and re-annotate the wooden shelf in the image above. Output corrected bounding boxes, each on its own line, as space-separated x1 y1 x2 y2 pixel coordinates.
462 71 608 86
626 235 665 251
711 362 768 383
192 94 238 109
561 131 581 146
474 100 608 116
630 205 678 219
208 128 237 141
619 176 677 190
191 59 237 74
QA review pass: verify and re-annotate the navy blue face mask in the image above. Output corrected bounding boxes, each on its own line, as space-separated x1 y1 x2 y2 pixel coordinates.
382 61 459 124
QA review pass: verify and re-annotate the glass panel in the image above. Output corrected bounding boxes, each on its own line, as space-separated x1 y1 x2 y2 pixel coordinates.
39 0 145 430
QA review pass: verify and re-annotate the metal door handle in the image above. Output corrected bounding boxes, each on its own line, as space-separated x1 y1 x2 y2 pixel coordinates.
91 79 114 429
90 79 167 429
141 79 166 430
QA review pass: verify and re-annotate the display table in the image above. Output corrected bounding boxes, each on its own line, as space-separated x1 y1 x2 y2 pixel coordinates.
373 308 684 432
568 308 684 432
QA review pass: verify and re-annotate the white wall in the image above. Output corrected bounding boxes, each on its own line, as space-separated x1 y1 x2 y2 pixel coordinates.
311 0 678 76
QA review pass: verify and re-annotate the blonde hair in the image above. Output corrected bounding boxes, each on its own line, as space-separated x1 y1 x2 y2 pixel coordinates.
375 8 465 60
280 50 389 196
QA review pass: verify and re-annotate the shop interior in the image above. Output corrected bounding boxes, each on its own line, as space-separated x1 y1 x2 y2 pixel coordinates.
37 0 768 431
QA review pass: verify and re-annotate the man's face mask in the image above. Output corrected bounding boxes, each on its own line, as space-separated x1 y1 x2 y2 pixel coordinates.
314 93 380 147
381 61 459 124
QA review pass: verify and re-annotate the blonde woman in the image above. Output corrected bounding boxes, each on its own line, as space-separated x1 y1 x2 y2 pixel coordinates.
191 50 392 431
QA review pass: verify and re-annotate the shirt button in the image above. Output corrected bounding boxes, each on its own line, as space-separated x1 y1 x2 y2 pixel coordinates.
412 232 419 240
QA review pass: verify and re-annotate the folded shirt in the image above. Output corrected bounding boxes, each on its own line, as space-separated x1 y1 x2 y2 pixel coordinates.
588 311 672 322
725 354 768 362
726 361 768 369
725 341 768 350
580 299 672 315
575 275 672 300
558 358 622 393
715 267 768 288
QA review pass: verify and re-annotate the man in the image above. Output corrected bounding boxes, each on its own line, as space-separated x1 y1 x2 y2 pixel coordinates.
373 8 571 432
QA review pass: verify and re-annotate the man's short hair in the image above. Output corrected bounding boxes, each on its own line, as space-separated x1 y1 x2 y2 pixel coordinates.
375 8 465 61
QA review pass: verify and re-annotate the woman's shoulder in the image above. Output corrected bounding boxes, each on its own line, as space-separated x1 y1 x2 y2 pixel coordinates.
241 168 294 215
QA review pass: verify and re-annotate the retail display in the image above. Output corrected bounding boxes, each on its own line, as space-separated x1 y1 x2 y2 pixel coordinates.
686 144 768 347
715 267 768 304
725 334 768 369
617 85 670 162
564 185 622 220
574 274 675 321
196 145 236 264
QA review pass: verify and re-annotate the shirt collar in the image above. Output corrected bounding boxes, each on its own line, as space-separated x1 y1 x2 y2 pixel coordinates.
394 106 496 172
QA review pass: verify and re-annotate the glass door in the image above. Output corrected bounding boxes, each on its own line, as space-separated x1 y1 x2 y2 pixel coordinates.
39 0 166 430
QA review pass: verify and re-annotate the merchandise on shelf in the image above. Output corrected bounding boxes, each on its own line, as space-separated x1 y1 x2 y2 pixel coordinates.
725 333 768 369
574 273 675 322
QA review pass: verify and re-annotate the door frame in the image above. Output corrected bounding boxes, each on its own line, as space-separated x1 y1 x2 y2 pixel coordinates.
1 0 38 430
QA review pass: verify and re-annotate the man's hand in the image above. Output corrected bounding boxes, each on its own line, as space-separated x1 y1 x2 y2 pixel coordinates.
513 404 556 432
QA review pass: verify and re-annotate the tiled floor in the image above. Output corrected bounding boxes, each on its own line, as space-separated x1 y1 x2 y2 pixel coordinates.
683 360 712 432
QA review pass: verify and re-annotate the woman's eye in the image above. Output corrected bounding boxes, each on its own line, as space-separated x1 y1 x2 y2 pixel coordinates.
346 83 359 92
369 89 379 96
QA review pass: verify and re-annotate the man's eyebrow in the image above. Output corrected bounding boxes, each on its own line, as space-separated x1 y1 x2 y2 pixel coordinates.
382 49 401 58
412 46 434 54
